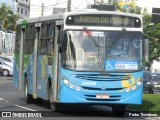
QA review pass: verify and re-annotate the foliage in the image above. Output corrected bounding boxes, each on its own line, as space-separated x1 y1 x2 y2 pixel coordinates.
143 23 160 62
0 3 18 31
142 8 152 26
113 2 141 14
128 94 160 115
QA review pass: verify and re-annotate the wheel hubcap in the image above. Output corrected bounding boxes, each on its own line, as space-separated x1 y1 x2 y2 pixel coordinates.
3 70 8 76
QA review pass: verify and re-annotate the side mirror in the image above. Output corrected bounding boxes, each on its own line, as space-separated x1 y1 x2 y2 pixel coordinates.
143 39 149 62
57 32 64 53
57 32 64 44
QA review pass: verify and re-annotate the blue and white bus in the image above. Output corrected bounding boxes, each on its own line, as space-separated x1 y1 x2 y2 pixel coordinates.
14 10 143 116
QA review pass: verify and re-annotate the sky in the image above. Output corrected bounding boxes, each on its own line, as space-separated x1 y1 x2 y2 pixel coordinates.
30 0 160 18
136 0 160 13
30 0 94 18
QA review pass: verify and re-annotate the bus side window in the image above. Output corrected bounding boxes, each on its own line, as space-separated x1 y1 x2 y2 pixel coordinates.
47 39 54 55
23 24 35 54
30 24 35 53
15 26 20 53
40 39 47 54
24 25 28 54
46 22 55 55
39 23 47 54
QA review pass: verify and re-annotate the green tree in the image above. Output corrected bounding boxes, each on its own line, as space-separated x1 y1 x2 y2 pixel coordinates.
142 8 160 69
0 3 18 31
142 8 152 26
143 23 160 62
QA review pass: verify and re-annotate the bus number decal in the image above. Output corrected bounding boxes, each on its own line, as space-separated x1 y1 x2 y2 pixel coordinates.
82 82 96 86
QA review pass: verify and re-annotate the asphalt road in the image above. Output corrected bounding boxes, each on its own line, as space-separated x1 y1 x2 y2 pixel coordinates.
0 77 159 120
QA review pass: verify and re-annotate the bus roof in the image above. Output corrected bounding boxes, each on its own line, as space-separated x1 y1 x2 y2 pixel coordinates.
16 13 64 25
16 10 142 25
66 10 142 18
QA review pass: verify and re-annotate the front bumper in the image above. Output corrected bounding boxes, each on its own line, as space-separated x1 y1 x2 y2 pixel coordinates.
59 85 142 105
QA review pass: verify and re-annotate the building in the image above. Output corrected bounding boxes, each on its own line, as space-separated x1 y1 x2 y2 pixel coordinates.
0 0 15 12
16 0 30 18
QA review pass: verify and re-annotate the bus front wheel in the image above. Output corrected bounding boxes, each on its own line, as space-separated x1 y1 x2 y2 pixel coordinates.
112 104 126 116
24 77 33 103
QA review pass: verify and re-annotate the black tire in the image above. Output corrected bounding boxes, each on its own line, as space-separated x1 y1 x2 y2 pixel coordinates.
2 69 9 76
112 104 126 117
24 77 33 103
149 88 154 94
35 98 43 104
48 85 60 111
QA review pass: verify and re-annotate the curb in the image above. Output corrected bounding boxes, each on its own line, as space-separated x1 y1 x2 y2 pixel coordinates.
0 77 13 80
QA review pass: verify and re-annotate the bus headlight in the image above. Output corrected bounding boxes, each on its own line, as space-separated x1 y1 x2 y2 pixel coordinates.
62 76 69 84
132 86 137 90
76 86 81 91
137 81 142 86
126 88 131 92
69 83 74 89
137 78 142 86
64 79 69 84
62 78 69 84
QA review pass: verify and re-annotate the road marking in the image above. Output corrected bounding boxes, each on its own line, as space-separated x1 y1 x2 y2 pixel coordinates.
142 117 159 120
0 98 4 100
0 81 12 84
14 104 36 111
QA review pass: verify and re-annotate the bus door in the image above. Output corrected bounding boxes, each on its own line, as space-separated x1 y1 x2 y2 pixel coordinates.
32 23 41 99
36 21 55 99
18 26 25 90
53 20 63 102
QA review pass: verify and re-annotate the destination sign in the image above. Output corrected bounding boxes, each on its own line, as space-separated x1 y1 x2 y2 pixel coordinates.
66 14 141 27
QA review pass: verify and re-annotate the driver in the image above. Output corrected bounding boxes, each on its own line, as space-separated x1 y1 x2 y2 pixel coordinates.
111 44 127 56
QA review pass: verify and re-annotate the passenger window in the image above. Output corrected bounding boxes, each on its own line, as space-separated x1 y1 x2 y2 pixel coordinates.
15 26 21 53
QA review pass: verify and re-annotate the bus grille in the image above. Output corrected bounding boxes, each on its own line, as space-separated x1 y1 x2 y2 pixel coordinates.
82 86 123 91
75 74 130 81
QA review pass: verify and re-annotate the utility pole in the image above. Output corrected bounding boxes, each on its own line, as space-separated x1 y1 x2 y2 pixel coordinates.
41 3 44 16
29 0 30 17
67 0 71 12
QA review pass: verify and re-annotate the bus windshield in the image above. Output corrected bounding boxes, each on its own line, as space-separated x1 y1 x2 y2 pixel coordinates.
62 30 142 72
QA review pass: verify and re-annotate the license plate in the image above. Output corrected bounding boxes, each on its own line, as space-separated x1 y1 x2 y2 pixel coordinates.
96 94 109 99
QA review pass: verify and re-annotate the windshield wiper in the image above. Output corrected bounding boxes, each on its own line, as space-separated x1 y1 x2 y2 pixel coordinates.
110 28 126 49
83 27 100 47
